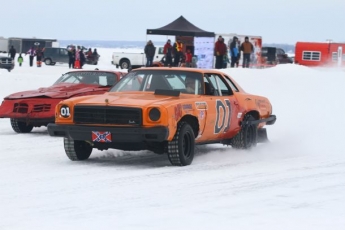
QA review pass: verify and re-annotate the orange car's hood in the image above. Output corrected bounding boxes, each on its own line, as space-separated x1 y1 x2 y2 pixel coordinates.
71 92 198 107
5 83 108 99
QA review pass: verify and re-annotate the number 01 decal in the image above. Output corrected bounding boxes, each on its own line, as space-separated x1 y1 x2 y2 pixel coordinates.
214 99 231 134
60 105 70 118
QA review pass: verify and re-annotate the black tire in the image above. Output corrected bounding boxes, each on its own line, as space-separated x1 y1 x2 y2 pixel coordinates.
10 118 33 133
51 62 56 66
94 62 98 65
167 122 195 166
44 58 52 65
231 114 257 149
63 137 92 161
120 60 130 69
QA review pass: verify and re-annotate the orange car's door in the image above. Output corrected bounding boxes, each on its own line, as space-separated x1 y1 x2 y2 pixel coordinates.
202 73 241 141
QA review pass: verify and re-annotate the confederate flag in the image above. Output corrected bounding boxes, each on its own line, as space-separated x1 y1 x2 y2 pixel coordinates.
92 131 112 142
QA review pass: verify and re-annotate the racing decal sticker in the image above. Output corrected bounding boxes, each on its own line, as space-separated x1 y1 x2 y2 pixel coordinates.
195 101 207 110
182 104 193 111
199 110 205 120
214 99 231 134
92 131 112 142
174 104 182 121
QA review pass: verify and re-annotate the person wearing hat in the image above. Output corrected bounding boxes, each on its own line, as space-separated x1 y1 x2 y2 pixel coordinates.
230 36 240 68
214 36 227 69
173 38 183 67
240 36 254 68
163 39 173 67
144 40 156 67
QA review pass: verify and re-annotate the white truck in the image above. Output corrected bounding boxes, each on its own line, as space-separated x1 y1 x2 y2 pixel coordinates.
112 46 165 69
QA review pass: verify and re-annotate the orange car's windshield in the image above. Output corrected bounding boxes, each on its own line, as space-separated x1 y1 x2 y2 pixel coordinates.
110 70 203 95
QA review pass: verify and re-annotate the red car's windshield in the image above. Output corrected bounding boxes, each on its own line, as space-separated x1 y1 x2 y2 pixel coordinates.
54 71 117 86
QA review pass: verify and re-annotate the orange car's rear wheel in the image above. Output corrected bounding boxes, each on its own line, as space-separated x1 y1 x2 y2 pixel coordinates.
167 122 195 166
10 118 34 133
231 114 257 149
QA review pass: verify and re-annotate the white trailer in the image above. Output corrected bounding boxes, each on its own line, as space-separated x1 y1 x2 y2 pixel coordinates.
0 37 9 53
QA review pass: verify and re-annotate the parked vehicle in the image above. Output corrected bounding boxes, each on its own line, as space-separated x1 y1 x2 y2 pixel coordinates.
261 47 293 65
294 42 345 67
0 56 14 72
43 47 69 65
0 70 126 133
48 67 276 166
112 46 165 69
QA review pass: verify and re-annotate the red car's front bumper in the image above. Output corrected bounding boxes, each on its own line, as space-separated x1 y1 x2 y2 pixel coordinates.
0 98 62 124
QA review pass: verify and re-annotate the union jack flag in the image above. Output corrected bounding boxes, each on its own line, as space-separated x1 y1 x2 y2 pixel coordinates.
92 131 112 143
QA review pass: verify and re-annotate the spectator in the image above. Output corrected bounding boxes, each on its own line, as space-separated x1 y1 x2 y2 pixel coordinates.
191 55 198 68
185 49 192 67
68 45 75 68
9 46 16 60
36 46 44 67
93 48 99 57
79 48 86 68
223 51 230 68
214 36 227 69
74 46 81 68
144 40 155 67
240 36 254 68
17 53 23 67
230 36 240 68
26 46 36 67
163 39 173 67
236 40 241 67
86 48 93 59
173 38 183 67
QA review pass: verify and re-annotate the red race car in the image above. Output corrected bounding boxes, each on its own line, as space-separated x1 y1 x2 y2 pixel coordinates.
0 69 126 133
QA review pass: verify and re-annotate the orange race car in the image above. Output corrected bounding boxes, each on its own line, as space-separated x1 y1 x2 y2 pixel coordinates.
48 67 276 166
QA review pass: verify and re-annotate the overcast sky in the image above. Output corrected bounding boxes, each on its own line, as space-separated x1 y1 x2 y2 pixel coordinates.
1 0 344 44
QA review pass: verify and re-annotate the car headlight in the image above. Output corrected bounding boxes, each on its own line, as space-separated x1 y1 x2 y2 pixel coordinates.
60 105 71 118
148 108 161 122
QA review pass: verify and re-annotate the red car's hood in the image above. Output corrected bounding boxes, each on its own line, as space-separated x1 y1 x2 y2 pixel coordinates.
5 83 108 99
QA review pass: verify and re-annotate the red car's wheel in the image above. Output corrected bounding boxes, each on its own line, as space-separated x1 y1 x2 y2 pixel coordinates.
10 119 34 133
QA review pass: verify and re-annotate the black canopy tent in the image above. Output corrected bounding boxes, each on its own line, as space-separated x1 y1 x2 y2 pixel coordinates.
146 16 215 37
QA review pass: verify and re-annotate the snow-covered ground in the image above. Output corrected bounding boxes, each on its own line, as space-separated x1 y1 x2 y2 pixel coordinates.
0 48 344 230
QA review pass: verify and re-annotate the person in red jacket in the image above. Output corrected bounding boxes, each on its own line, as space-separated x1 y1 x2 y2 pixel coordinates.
214 36 227 69
163 39 173 66
185 49 192 67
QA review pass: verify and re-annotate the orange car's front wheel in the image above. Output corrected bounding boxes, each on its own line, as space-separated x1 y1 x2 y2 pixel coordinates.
167 122 195 166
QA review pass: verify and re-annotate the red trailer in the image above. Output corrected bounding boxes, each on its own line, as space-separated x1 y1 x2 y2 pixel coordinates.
295 42 345 67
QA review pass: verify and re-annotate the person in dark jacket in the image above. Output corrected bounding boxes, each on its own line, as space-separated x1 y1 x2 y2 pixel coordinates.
9 46 16 60
214 36 227 69
26 46 36 67
36 46 44 67
163 39 173 67
144 40 155 67
173 38 183 67
79 49 86 68
68 45 76 68
230 36 240 68
240 36 254 68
